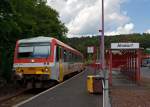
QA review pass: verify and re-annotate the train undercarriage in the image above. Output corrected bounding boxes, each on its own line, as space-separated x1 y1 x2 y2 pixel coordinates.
15 74 58 89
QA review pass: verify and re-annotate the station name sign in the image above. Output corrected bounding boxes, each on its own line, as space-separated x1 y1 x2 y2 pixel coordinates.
111 43 139 49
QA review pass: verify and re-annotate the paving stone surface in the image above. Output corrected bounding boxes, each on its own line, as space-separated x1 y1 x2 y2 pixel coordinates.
110 68 150 107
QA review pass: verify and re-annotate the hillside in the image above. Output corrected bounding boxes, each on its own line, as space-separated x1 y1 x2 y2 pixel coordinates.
67 33 150 56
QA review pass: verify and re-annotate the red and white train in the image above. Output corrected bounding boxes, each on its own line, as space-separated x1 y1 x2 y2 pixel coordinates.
13 36 84 87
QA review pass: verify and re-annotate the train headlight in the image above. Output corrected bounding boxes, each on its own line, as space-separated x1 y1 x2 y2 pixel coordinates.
45 68 48 72
42 67 49 72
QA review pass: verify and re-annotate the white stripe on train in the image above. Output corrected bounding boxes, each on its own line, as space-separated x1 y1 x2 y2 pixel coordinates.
13 63 54 68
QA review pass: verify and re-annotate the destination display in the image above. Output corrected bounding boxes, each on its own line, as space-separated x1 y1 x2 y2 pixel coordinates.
111 43 139 49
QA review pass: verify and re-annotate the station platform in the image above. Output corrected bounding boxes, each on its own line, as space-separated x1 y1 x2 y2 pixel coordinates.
15 67 103 107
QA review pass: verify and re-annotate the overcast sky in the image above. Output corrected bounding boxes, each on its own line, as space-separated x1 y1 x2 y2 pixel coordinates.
47 0 150 37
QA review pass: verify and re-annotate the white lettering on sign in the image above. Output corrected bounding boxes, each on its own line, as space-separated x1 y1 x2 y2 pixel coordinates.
117 43 133 47
111 43 139 49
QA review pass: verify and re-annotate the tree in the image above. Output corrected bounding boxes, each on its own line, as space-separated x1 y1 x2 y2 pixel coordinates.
0 0 68 82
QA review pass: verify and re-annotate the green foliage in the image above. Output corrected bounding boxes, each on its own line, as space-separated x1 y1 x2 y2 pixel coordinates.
0 0 68 82
67 33 150 60
144 49 150 54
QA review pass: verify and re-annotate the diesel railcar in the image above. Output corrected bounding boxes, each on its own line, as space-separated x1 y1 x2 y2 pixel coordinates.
13 36 84 87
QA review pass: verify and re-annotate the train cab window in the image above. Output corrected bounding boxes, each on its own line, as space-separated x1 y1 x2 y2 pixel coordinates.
33 46 50 58
18 46 33 58
18 43 50 58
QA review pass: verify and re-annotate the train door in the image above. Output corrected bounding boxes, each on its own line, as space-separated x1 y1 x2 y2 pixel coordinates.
56 46 64 82
62 49 69 76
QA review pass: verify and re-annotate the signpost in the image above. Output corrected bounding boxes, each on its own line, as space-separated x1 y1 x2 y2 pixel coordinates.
111 43 140 49
87 46 94 54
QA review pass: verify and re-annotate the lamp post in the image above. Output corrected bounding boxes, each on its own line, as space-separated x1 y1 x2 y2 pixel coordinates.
99 0 110 107
101 0 105 70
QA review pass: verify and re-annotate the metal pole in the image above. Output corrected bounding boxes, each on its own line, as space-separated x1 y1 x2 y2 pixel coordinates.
100 0 110 107
136 49 141 83
109 49 112 86
101 0 105 70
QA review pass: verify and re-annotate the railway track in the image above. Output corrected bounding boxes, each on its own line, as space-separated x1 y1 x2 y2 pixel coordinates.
0 71 81 107
0 81 59 107
0 88 29 103
0 88 47 107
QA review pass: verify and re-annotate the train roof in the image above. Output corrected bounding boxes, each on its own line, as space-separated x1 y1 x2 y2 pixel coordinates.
18 36 52 43
18 36 83 56
54 38 82 56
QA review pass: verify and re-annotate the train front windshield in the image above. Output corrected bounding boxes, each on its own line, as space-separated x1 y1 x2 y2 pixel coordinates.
17 42 50 58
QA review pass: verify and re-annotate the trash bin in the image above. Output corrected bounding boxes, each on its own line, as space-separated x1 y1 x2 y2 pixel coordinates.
87 75 103 94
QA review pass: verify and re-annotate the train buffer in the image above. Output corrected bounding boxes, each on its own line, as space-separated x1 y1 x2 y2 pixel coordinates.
14 67 103 107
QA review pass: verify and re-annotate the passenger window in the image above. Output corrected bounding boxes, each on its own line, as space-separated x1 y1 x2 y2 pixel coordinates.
64 50 67 62
56 46 60 62
69 52 72 62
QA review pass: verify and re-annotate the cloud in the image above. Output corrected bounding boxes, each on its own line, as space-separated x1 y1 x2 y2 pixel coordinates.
47 0 134 37
145 29 150 34
106 23 134 36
